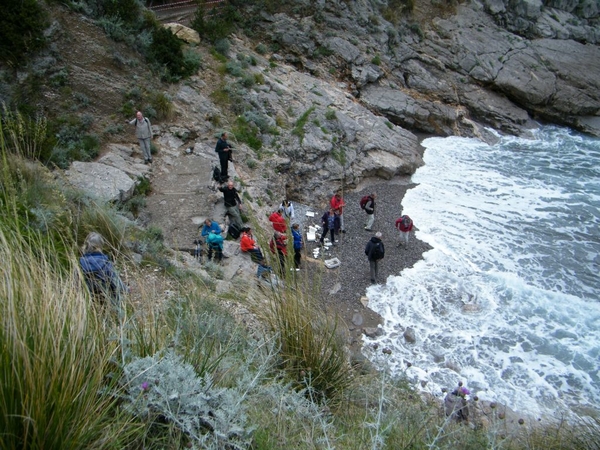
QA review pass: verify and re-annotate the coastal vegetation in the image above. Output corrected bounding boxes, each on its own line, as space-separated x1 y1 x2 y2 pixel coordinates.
2 87 600 450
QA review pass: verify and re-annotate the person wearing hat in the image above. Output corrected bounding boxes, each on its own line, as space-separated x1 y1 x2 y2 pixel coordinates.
291 223 303 270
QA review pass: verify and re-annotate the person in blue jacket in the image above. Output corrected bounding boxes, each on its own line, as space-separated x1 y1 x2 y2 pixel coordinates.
201 218 222 237
291 223 303 270
79 232 126 309
206 230 224 263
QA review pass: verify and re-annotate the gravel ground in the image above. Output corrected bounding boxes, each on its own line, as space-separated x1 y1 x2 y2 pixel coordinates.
299 177 433 353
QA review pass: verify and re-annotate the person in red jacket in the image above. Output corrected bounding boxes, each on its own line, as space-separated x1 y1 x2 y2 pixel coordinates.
395 215 414 247
330 190 346 233
269 210 287 233
240 227 264 263
269 231 287 275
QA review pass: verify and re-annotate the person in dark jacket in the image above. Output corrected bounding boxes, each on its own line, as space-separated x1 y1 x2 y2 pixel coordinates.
364 193 376 231
215 132 233 180
79 232 126 309
218 181 243 229
291 223 303 270
365 231 385 284
320 208 341 245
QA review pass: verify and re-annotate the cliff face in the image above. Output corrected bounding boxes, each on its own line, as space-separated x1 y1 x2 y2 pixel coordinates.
2 0 599 212
247 0 600 139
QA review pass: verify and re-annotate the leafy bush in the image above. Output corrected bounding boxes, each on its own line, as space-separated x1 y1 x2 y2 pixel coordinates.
371 54 381 65
148 27 197 81
100 0 142 25
214 38 231 57
325 108 337 120
0 0 48 66
292 106 315 142
232 115 262 150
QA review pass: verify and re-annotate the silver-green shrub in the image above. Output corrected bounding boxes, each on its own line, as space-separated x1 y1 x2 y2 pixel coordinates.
121 350 252 449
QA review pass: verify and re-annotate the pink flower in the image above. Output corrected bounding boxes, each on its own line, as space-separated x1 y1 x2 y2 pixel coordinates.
141 382 150 392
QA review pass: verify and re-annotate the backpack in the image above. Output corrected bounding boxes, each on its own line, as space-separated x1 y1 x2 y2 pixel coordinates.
228 223 241 239
401 215 412 229
370 242 384 260
212 166 222 183
360 195 371 209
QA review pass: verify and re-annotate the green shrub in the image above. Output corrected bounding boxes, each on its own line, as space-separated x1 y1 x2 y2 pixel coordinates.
148 27 196 81
213 38 231 57
100 0 141 25
232 115 262 150
255 43 267 54
292 106 315 142
0 0 48 66
325 108 337 120
371 54 381 66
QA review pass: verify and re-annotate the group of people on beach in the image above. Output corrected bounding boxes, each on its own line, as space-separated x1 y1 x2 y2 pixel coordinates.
83 126 418 310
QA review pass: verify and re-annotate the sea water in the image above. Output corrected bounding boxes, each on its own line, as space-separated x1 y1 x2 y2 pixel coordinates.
363 126 600 419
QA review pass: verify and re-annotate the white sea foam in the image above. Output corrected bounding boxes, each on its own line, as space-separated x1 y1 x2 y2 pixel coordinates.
363 127 600 419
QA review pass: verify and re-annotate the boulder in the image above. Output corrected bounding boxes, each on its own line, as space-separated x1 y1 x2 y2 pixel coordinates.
66 162 136 202
163 23 200 45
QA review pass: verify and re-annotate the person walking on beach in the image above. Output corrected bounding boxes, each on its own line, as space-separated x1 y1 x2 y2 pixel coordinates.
218 181 243 229
363 193 376 231
128 111 153 164
365 231 385 284
330 190 346 233
320 208 340 245
395 214 414 247
291 223 303 270
215 132 233 180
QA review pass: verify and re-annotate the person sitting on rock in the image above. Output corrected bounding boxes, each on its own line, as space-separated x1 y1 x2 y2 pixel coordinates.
206 230 224 263
79 232 127 311
240 227 265 264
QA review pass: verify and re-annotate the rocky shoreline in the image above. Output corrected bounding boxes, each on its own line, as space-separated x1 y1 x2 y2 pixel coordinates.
306 176 433 357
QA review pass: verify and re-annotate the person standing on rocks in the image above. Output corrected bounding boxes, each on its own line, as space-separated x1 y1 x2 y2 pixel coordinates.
128 111 153 164
215 132 233 181
365 231 385 284
269 231 287 276
364 193 376 231
279 199 295 221
330 190 346 233
291 223 303 270
320 208 340 246
218 181 243 229
395 214 414 247
269 209 287 233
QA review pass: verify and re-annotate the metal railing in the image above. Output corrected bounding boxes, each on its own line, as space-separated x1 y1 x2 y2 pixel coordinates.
149 0 226 12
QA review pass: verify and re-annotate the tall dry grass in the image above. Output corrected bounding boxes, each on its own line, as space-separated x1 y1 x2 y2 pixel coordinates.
0 224 133 448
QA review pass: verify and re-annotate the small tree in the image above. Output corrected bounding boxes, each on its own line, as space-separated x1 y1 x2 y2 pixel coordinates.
0 0 48 67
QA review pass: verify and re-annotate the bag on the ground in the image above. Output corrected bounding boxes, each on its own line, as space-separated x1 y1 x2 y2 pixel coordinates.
212 166 222 183
370 242 384 260
228 223 241 239
360 195 370 209
401 215 412 229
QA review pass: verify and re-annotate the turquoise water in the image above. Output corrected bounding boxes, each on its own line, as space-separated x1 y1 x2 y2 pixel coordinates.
363 126 600 418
